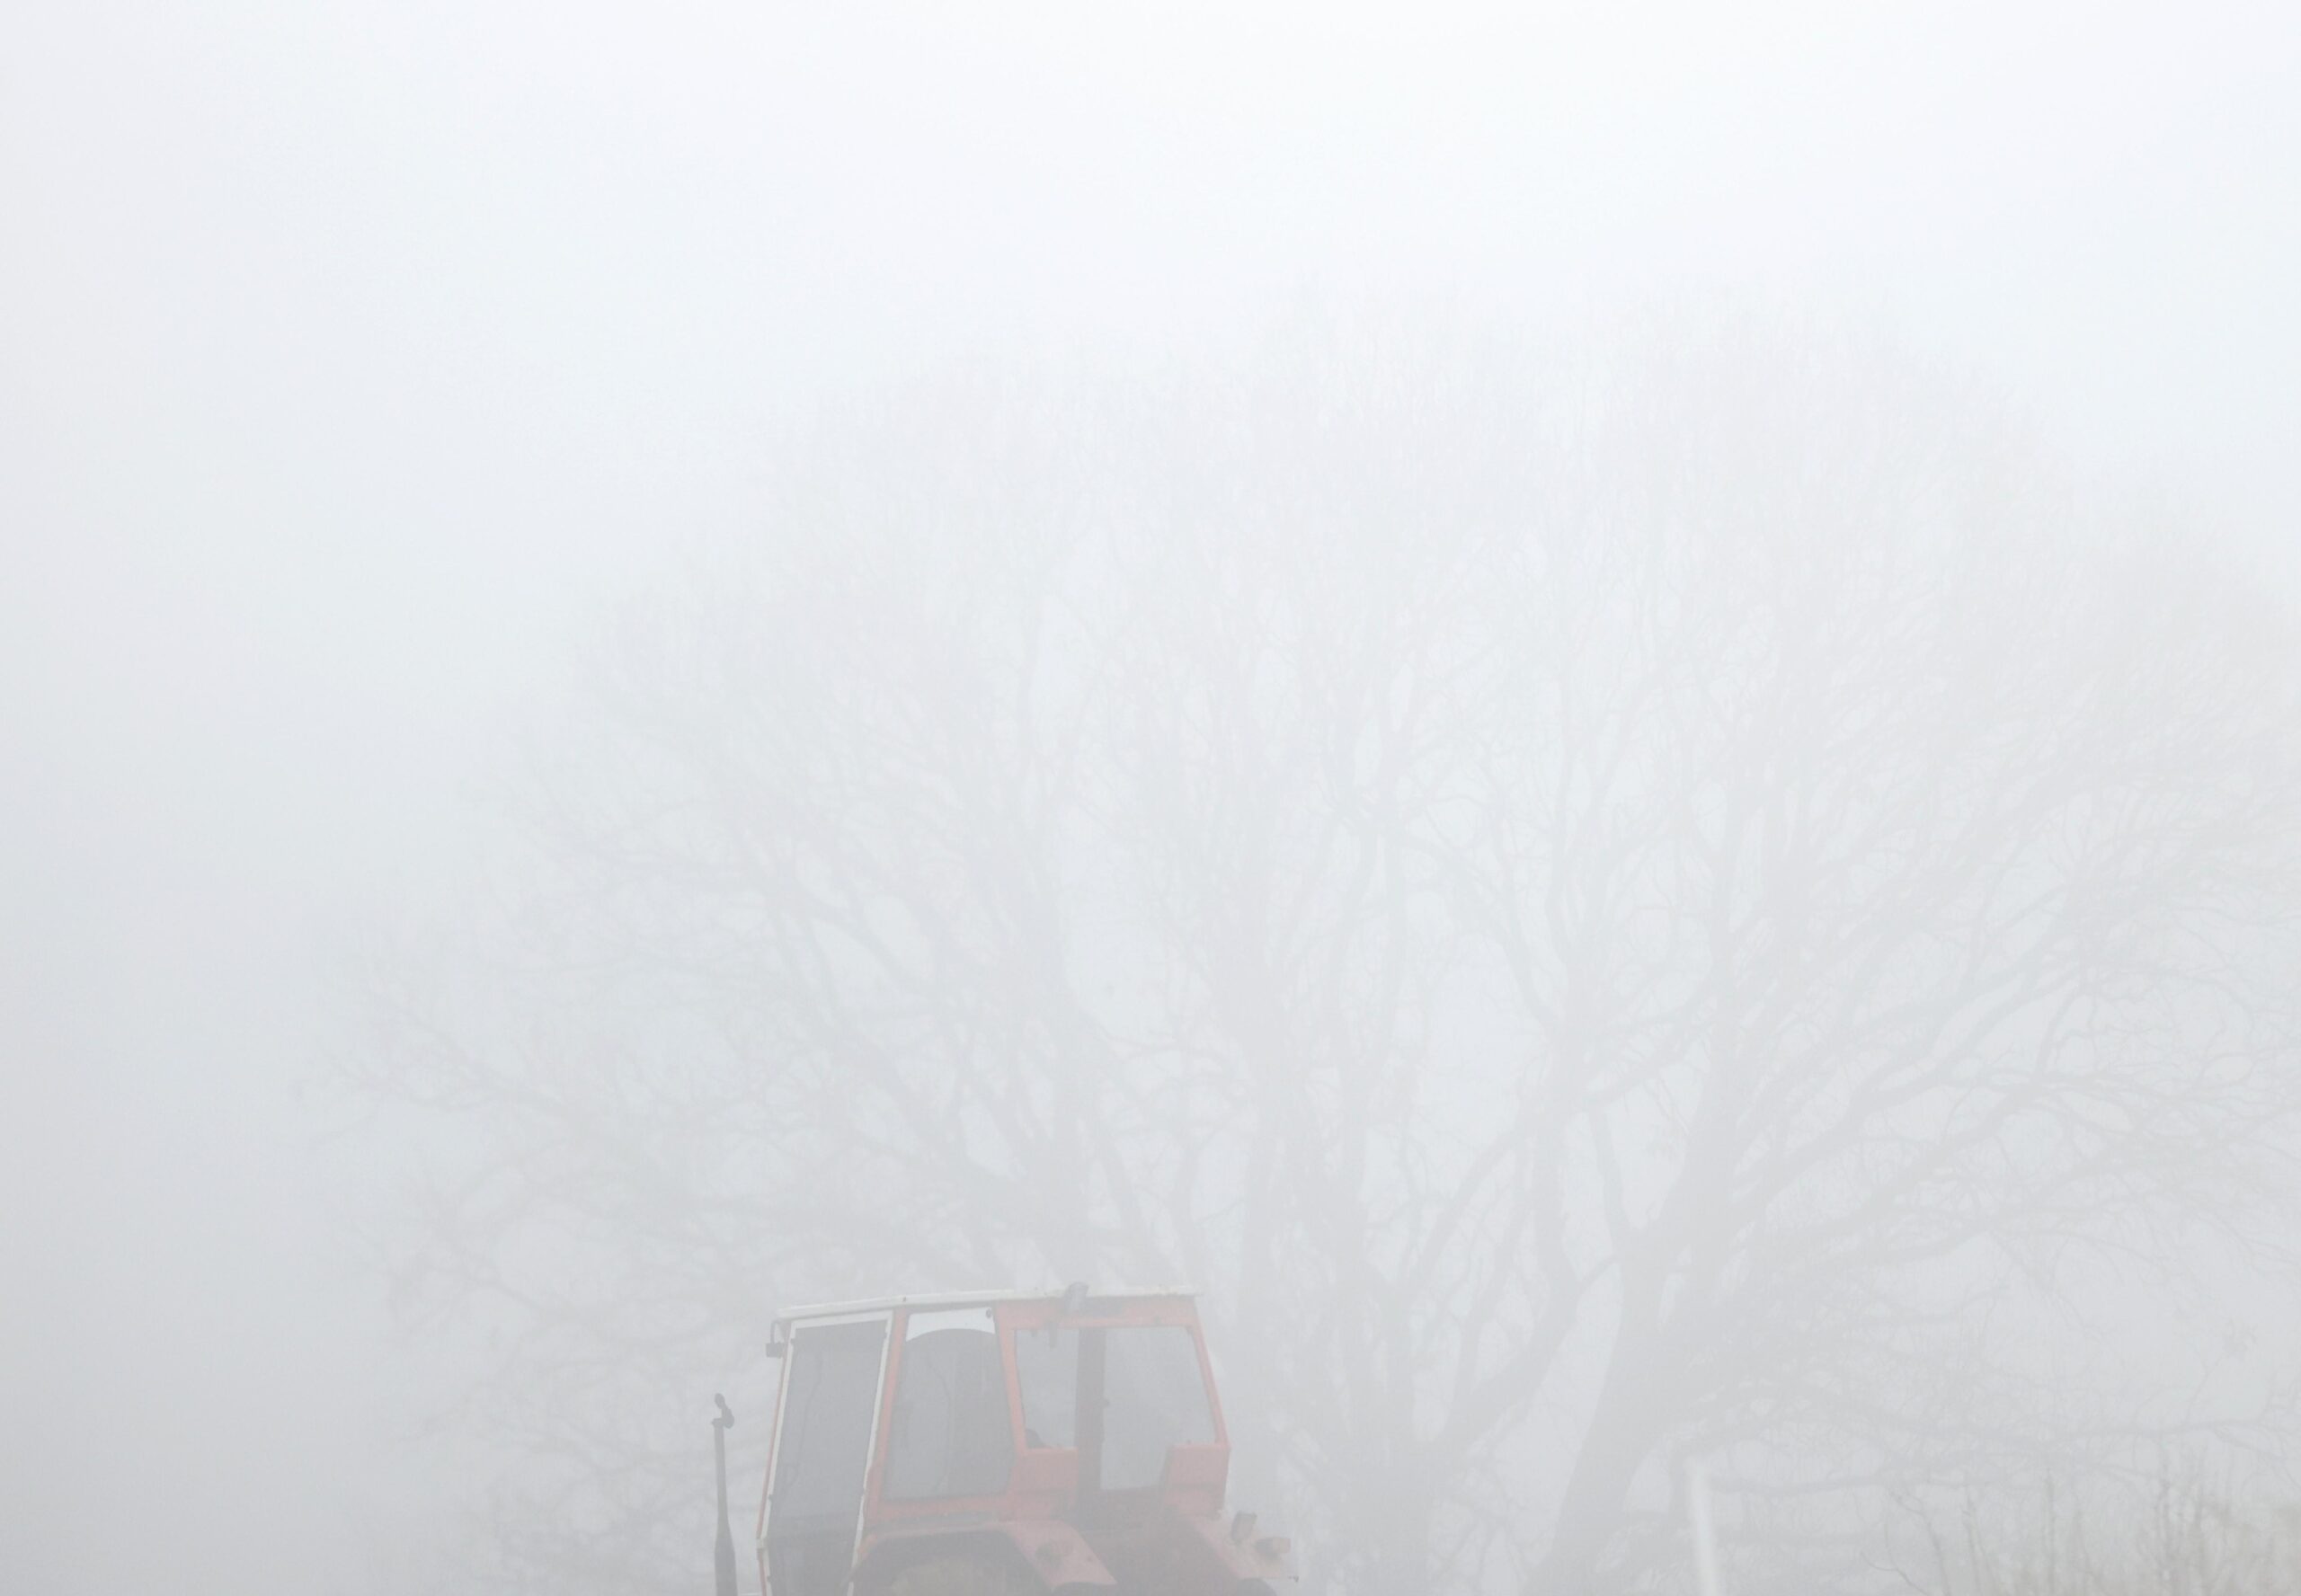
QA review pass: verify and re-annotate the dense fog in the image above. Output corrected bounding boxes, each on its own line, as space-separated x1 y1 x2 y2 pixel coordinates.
7 6 2301 1596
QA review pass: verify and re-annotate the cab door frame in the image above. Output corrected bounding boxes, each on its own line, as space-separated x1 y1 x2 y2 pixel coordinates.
759 1309 893 1596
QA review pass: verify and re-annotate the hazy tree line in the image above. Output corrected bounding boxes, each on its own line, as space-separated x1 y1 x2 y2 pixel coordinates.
351 318 2301 1593
1897 1454 2301 1595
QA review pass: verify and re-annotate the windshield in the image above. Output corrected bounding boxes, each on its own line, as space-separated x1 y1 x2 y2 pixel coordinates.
1100 1325 1215 1488
1014 1322 1213 1490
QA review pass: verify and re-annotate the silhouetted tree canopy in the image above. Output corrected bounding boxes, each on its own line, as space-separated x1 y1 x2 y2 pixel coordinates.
356 319 2301 1594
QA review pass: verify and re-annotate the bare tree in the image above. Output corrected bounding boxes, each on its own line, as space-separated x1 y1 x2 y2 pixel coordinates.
1891 1451 2301 1595
352 321 2301 1593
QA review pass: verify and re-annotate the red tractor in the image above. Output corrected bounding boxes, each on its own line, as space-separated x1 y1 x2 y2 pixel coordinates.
732 1286 1294 1596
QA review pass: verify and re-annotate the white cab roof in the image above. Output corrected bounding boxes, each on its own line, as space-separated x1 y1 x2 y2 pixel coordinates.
777 1286 1195 1325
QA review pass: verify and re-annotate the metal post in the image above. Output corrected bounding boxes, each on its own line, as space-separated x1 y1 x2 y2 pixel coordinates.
714 1394 739 1596
1687 1458 1722 1596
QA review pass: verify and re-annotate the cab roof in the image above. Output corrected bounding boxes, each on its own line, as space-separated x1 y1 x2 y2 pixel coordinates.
777 1286 1195 1326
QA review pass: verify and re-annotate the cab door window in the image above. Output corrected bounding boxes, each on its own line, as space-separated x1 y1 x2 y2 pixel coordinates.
767 1317 889 1596
884 1307 1014 1500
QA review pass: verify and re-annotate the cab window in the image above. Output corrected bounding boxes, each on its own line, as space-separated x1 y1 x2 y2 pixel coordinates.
767 1317 889 1596
1015 1324 1079 1449
1014 1320 1215 1490
884 1308 1014 1500
1100 1325 1215 1489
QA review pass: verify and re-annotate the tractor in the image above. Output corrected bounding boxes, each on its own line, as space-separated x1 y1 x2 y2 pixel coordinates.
716 1286 1295 1596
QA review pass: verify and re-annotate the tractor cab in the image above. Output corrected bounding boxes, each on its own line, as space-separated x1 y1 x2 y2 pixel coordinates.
753 1288 1292 1596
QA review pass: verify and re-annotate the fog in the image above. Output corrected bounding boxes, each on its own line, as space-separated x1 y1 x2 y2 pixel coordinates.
5 4 2301 1594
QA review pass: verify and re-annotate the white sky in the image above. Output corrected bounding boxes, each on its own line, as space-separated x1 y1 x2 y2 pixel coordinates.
4 3 2297 1590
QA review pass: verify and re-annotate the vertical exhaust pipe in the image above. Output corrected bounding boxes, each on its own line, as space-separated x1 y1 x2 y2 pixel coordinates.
714 1394 739 1596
